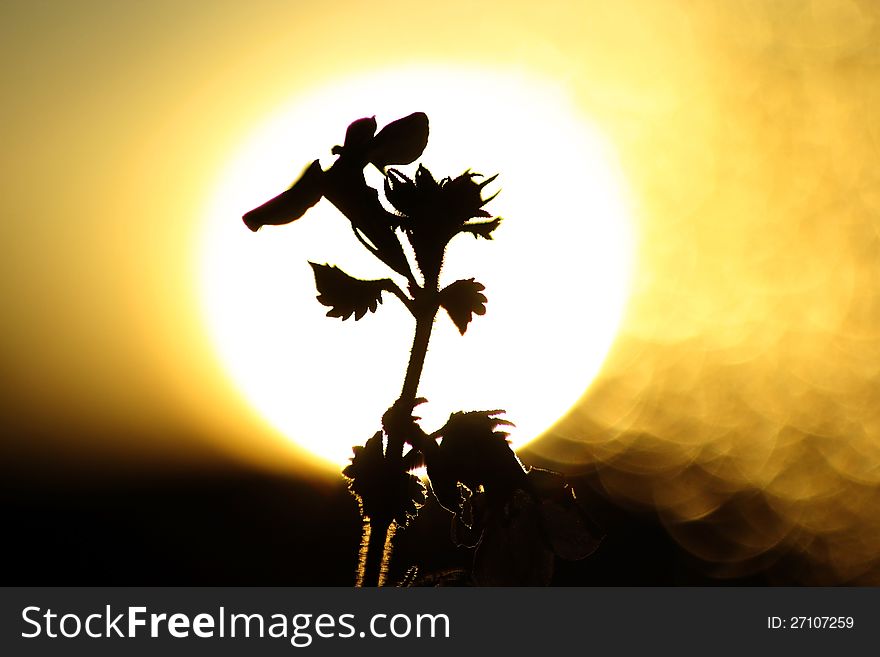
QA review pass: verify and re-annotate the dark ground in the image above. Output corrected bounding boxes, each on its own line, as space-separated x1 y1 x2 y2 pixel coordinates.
1 460 815 586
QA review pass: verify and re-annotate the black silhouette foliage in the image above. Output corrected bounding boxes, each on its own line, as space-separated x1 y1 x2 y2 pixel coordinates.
425 410 520 515
452 467 603 585
384 166 497 225
419 408 602 585
473 489 556 586
342 432 426 527
242 159 324 231
334 116 378 156
460 216 502 240
366 113 430 169
439 465 603 585
244 112 430 281
526 468 602 561
439 278 487 335
309 262 389 320
243 113 601 586
385 166 500 284
331 112 429 169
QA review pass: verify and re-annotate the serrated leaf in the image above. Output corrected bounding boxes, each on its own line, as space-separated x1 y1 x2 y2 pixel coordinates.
460 217 502 239
439 279 487 335
309 262 390 320
435 411 516 476
426 410 525 506
343 432 426 527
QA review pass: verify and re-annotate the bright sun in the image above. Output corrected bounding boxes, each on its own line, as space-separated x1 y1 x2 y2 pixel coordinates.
199 66 634 469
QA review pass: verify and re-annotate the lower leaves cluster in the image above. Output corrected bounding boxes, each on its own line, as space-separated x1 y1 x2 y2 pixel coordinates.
343 402 602 585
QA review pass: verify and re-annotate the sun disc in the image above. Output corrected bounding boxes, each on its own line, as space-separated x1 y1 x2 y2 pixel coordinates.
199 66 634 468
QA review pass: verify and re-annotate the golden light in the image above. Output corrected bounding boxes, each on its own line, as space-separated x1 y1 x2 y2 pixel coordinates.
199 66 634 468
5 0 879 584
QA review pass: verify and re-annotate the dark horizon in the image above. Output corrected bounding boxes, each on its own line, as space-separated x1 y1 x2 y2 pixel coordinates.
4 0 880 587
1 451 823 586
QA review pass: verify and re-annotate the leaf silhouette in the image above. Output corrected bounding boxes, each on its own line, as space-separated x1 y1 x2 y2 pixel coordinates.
343 432 426 526
439 278 487 335
526 469 603 561
473 489 555 586
309 262 390 320
451 488 486 548
460 217 502 240
425 410 523 514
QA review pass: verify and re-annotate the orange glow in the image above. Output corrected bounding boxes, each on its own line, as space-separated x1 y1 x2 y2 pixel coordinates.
199 67 634 467
5 0 880 582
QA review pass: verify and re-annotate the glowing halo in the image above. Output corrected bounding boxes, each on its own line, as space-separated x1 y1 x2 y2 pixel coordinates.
199 66 634 468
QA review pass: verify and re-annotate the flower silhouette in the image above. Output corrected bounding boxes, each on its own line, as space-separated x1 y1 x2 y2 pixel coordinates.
385 165 501 285
243 113 430 281
242 112 601 586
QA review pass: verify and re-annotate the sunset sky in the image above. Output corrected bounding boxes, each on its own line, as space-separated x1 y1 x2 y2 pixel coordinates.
3 1 880 583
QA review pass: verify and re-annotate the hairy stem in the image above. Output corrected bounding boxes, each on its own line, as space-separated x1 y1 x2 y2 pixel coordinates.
388 297 437 459
359 293 438 586
358 519 394 587
401 314 433 405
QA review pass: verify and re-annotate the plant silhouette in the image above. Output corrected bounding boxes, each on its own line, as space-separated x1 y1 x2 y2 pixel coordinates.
244 113 601 585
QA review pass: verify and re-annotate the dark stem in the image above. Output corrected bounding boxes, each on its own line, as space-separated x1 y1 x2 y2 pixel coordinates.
388 295 438 459
358 292 439 586
358 519 393 587
401 314 433 404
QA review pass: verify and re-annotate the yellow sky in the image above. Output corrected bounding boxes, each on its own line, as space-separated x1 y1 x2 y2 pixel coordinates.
3 0 880 581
